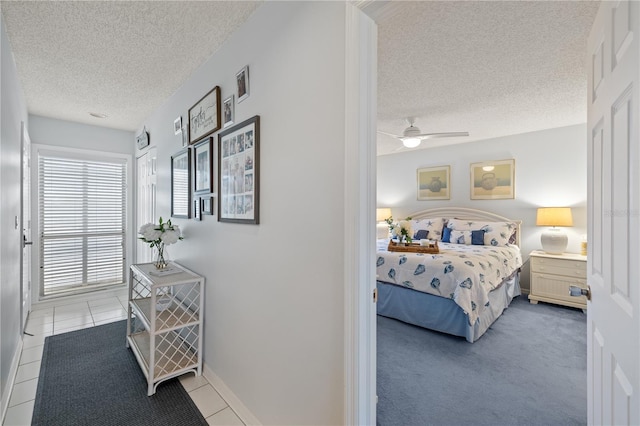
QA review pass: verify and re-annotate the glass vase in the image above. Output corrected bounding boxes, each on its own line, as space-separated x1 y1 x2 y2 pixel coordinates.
155 243 168 269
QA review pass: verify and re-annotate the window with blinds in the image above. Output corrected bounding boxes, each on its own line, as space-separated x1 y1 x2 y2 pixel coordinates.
39 153 127 296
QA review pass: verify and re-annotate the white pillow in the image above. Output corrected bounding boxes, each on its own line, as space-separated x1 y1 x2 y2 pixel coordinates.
411 217 447 240
450 230 472 245
446 219 517 246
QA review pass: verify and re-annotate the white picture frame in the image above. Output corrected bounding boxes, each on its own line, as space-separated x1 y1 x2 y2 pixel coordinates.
236 66 249 103
223 95 234 128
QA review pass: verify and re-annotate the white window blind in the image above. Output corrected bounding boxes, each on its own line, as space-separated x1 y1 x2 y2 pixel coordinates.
39 153 127 296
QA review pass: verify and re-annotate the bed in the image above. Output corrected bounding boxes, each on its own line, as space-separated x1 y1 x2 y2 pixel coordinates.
376 207 523 342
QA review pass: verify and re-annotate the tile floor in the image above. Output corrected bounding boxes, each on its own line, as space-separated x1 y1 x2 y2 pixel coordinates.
3 291 244 426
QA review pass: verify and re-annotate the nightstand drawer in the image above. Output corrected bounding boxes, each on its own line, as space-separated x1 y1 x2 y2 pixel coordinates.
530 256 586 278
530 272 587 305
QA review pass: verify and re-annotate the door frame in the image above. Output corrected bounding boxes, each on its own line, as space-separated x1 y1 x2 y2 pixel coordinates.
20 121 31 332
344 3 378 425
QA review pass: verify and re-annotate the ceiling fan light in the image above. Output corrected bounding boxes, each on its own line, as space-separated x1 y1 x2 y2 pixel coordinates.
402 137 421 148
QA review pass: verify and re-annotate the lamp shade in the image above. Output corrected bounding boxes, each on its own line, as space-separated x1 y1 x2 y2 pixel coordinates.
536 207 573 227
376 208 392 222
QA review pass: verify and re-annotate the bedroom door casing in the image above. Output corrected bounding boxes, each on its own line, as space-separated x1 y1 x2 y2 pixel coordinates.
587 1 640 424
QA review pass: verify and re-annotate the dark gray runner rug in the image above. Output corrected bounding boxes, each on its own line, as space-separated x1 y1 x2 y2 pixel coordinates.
32 320 207 426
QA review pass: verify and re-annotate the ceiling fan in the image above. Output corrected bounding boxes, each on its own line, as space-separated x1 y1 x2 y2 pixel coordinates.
378 117 469 148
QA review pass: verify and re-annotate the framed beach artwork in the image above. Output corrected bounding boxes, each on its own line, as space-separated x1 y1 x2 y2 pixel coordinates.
417 165 450 200
171 148 191 218
193 137 213 195
470 159 515 200
218 115 259 224
188 86 221 144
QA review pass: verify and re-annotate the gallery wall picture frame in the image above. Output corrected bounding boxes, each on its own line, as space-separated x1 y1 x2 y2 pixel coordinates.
417 165 450 200
236 66 250 103
470 159 515 200
188 86 221 145
218 115 260 224
193 197 202 221
201 196 214 215
193 137 213 195
171 148 191 219
174 117 182 135
223 95 234 128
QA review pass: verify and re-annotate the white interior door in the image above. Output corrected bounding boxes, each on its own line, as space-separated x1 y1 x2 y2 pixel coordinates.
587 1 640 424
20 121 32 332
136 148 157 263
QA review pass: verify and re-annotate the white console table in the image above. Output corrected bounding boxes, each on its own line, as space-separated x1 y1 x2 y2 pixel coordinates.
126 262 204 396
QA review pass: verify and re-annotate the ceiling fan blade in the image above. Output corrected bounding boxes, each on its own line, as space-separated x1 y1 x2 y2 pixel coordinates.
377 130 401 139
417 132 469 140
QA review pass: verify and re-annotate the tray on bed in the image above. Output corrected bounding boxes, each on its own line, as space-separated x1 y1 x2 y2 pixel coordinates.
388 240 439 254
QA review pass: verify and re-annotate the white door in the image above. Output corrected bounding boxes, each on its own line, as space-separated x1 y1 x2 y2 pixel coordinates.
587 1 640 424
136 148 157 263
20 121 32 332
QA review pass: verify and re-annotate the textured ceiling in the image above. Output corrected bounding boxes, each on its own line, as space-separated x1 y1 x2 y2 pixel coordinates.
376 1 600 155
0 1 261 131
1 1 599 154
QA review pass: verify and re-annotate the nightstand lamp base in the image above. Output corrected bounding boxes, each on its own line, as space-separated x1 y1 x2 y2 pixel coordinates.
540 228 568 254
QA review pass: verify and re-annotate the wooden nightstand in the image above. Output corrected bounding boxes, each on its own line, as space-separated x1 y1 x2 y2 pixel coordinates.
528 250 587 309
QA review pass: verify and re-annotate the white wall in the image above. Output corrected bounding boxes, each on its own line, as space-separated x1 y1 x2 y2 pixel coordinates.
29 115 134 154
0 15 28 415
377 124 588 291
137 3 347 424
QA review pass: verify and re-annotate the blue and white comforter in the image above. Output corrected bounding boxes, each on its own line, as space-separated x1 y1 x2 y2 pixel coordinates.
376 242 522 325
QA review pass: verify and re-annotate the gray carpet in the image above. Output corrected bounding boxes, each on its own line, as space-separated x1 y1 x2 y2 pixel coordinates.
377 296 587 426
32 320 208 426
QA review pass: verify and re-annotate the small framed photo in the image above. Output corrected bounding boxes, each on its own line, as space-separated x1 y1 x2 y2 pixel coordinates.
201 197 214 215
174 117 182 135
193 197 201 221
470 159 515 200
193 137 213 195
417 165 450 200
218 115 259 224
223 95 234 128
171 149 191 219
236 66 249 103
188 86 221 144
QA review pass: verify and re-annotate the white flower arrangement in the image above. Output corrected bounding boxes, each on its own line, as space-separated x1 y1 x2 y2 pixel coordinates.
385 216 413 243
138 217 183 248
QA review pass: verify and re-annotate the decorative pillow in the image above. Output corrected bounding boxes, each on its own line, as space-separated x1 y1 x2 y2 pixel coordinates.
471 230 485 245
441 226 452 243
446 219 517 246
450 230 472 245
413 229 429 240
411 217 447 240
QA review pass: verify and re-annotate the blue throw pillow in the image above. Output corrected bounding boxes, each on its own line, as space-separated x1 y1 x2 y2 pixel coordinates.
471 230 485 245
442 227 452 243
414 229 429 240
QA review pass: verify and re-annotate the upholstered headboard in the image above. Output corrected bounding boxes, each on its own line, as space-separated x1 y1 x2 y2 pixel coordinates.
407 207 522 247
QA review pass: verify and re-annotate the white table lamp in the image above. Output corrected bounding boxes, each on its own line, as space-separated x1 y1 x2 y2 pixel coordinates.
536 207 573 254
376 208 392 239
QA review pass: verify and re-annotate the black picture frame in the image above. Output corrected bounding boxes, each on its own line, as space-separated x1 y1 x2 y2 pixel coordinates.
201 197 214 215
193 137 213 195
218 115 259 224
193 197 202 221
171 148 191 219
188 86 221 145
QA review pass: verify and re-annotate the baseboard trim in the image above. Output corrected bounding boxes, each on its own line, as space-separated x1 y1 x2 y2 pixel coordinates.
1 339 24 424
202 364 262 426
